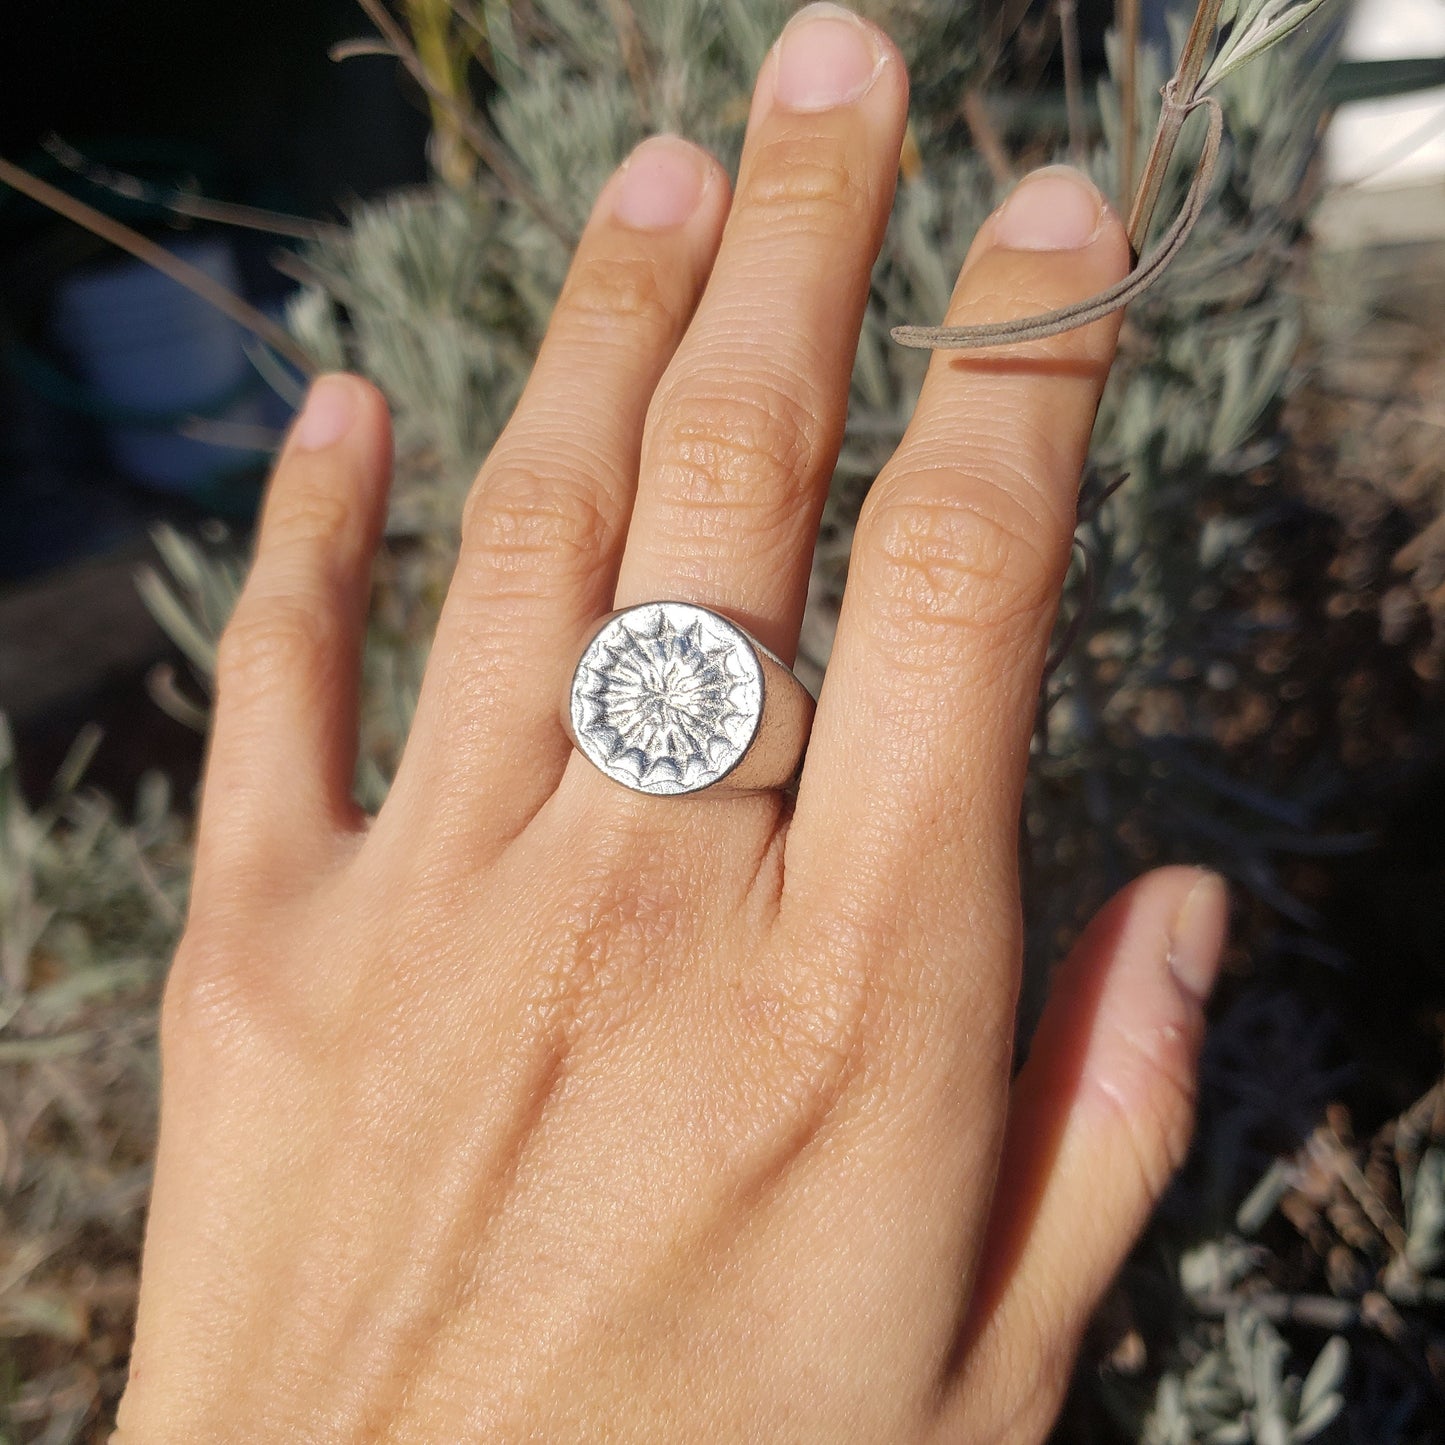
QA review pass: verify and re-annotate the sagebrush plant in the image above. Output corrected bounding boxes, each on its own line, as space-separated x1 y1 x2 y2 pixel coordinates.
0 720 188 1439
5 1 1444 1440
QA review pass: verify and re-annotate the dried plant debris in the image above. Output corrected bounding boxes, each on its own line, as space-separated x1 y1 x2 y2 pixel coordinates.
1140 1084 1445 1443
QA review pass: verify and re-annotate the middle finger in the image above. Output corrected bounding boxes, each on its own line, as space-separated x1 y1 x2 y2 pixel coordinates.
613 3 907 661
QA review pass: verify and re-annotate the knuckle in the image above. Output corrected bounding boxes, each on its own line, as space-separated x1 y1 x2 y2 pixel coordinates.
560 250 681 337
856 467 1065 655
738 132 867 232
647 370 817 531
460 454 611 577
215 597 335 691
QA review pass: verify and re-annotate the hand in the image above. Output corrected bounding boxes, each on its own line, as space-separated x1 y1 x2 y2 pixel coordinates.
116 7 1227 1441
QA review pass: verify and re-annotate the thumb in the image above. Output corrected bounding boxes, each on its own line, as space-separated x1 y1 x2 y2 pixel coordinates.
938 867 1229 1442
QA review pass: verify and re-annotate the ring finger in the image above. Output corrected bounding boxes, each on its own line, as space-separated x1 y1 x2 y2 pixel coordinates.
612 3 909 663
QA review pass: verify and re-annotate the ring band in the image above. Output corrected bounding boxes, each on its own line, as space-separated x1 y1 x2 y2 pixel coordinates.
565 601 815 796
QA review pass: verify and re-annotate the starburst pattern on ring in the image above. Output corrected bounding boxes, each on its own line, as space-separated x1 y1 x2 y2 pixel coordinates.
572 605 761 793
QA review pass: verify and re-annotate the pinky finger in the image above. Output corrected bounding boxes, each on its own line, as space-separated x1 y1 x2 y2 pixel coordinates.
938 868 1229 1441
197 374 392 894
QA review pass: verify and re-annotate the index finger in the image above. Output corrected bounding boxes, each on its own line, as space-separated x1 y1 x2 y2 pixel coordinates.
785 167 1130 989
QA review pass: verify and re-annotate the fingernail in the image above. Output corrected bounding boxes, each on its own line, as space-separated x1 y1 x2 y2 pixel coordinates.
992 165 1106 251
774 3 884 113
613 134 711 230
1167 873 1229 1003
292 374 357 451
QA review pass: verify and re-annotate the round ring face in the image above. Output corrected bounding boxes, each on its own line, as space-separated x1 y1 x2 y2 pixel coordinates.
570 602 764 795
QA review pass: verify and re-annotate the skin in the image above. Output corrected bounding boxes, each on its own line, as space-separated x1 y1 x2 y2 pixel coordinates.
115 8 1229 1442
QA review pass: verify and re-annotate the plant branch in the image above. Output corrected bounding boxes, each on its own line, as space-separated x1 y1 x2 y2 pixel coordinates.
42 135 335 242
1126 0 1226 253
1058 0 1088 164
981 0 1041 87
894 0 1268 352
349 0 572 244
962 90 1015 187
1189 1290 1360 1331
605 0 654 123
893 97 1224 349
403 0 478 189
1117 0 1141 211
0 155 315 376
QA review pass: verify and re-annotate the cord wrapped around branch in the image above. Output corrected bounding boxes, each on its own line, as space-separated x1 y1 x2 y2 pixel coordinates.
890 90 1224 352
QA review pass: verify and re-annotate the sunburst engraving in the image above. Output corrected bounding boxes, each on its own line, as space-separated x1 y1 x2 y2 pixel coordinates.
571 602 763 794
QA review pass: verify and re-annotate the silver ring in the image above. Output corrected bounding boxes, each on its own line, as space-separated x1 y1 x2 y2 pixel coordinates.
565 601 815 796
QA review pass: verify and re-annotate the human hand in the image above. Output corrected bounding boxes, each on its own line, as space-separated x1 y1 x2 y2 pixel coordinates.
116 6 1228 1440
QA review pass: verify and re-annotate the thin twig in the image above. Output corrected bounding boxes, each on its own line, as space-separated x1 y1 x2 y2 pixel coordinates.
176 417 286 451
330 37 400 61
962 89 1015 188
1117 0 1141 212
268 246 356 303
449 0 498 71
124 832 185 928
1189 1290 1360 1331
42 136 335 242
146 663 212 732
1126 0 1226 253
0 155 315 376
1314 1125 1412 1258
605 0 653 123
1042 537 1096 683
1394 1078 1445 1204
350 0 572 245
1058 0 1087 164
982 0 1040 87
1043 470 1128 688
243 336 309 408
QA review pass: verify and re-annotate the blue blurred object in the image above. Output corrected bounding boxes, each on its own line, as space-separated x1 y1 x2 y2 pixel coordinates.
48 235 279 494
